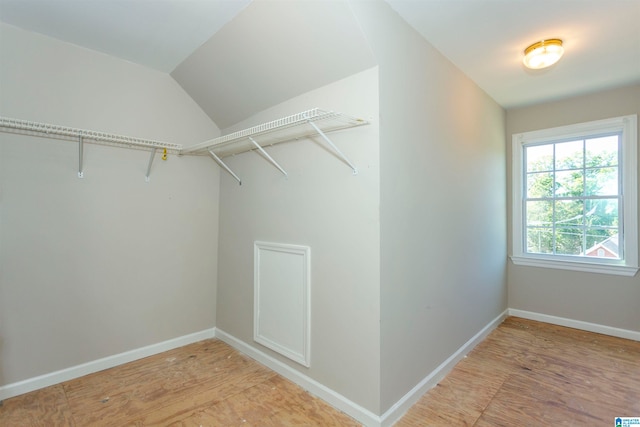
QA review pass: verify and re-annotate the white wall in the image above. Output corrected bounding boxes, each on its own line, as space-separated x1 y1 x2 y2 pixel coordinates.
0 23 221 386
507 84 640 332
350 0 507 412
215 67 381 413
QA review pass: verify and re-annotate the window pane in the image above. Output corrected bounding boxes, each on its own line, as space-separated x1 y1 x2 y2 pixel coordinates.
513 115 636 270
586 199 618 227
526 200 552 226
526 144 553 172
555 200 584 226
585 230 619 259
555 140 583 170
527 228 553 254
527 172 553 198
586 135 618 168
555 228 583 255
555 170 583 197
585 166 618 196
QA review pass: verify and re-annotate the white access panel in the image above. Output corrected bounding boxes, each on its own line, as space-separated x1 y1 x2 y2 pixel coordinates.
254 241 310 367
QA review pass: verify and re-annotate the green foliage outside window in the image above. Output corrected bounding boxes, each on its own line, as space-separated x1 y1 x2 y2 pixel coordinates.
524 135 620 258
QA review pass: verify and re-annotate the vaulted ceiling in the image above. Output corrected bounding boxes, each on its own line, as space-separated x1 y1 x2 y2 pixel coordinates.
0 0 252 73
1 0 638 129
170 0 376 129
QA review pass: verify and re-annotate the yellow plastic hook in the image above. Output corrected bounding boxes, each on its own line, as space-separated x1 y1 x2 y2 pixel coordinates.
162 148 167 161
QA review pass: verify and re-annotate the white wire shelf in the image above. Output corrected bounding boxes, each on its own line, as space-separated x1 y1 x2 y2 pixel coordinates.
181 108 368 157
0 115 183 181
181 108 369 185
0 116 182 152
0 108 369 185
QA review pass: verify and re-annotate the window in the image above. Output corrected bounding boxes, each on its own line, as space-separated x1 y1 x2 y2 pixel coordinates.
511 115 638 276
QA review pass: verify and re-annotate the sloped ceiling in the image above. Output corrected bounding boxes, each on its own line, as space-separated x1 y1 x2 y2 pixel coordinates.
170 0 377 129
385 0 640 110
0 0 251 73
1 0 638 129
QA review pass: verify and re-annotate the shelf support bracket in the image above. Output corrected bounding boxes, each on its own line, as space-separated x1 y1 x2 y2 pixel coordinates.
145 148 157 182
249 137 288 177
307 121 358 175
78 135 84 178
209 150 242 185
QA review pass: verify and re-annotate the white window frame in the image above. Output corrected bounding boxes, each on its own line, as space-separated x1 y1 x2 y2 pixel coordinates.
511 114 638 276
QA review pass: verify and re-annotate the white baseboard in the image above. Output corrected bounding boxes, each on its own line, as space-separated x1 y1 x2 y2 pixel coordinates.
508 309 640 342
214 328 382 427
1 316 506 426
0 328 216 402
378 309 509 427
215 310 508 427
7 309 630 424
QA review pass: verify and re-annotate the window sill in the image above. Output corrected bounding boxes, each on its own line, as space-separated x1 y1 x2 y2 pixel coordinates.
510 255 638 277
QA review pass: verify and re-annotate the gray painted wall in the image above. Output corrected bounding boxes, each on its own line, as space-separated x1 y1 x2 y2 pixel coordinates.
507 84 640 332
350 0 508 412
1 1 517 417
0 24 221 385
215 68 381 412
214 0 508 415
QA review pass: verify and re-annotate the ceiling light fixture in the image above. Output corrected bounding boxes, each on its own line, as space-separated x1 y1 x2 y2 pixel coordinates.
523 39 564 69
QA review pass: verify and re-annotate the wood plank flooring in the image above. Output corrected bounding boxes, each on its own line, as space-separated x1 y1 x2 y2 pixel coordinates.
1 317 639 426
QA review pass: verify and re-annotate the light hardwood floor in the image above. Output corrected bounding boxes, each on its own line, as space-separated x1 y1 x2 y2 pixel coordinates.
1 317 639 426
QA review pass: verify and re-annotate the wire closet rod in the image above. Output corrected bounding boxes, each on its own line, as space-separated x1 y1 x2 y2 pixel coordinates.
0 116 182 152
